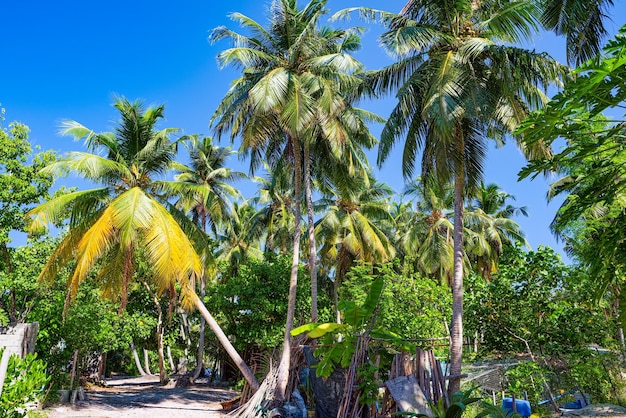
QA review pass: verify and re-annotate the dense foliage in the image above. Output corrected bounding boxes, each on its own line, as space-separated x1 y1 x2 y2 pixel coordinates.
466 246 615 355
1 0 626 412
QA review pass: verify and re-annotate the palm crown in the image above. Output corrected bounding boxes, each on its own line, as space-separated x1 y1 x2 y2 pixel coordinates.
28 97 201 311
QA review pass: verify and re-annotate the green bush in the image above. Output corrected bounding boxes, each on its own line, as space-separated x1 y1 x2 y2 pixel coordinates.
0 349 50 418
505 361 551 406
563 348 626 404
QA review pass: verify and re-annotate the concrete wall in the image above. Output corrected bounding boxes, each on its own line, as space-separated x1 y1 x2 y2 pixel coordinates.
0 323 39 359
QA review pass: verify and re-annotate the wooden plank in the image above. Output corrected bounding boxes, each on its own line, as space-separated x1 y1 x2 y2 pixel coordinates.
426 350 442 401
386 376 432 417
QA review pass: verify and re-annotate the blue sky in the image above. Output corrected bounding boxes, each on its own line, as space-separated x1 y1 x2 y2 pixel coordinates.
2 0 626 258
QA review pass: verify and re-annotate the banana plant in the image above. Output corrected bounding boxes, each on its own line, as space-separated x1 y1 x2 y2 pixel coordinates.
292 277 410 378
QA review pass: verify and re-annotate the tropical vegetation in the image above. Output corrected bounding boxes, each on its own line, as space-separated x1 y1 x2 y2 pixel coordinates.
1 0 626 416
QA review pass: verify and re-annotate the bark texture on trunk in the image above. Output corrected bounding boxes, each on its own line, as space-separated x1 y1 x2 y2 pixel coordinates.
275 136 302 401
130 341 146 376
143 281 168 383
304 146 318 322
143 348 153 376
167 346 176 372
448 157 465 396
193 274 207 381
98 352 107 379
193 298 259 391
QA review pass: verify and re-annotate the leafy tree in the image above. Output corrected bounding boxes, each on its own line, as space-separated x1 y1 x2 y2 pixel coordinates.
216 200 265 277
0 349 50 418
337 0 564 392
519 25 626 329
168 135 244 237
465 183 529 279
315 177 396 318
400 177 457 284
341 262 451 343
26 97 258 389
464 246 613 355
0 109 56 322
251 162 296 254
208 254 328 351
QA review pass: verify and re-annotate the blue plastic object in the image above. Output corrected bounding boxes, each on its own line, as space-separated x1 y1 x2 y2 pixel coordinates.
502 398 532 418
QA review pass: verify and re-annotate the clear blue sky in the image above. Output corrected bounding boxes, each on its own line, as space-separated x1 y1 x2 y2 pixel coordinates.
2 0 625 259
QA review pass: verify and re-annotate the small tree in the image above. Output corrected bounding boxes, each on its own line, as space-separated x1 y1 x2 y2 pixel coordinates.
0 108 56 322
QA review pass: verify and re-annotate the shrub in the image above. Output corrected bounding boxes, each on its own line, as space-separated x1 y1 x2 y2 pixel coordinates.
0 349 50 418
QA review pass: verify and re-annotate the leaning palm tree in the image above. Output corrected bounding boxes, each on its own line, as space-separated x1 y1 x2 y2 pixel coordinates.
210 0 373 399
27 97 259 390
335 0 565 393
160 135 245 380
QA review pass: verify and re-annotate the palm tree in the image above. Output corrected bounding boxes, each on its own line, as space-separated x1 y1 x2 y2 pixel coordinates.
27 97 259 390
315 177 396 320
471 182 528 219
167 135 244 237
402 177 457 285
161 135 245 380
540 0 614 65
210 0 373 399
251 162 296 254
337 0 565 393
465 183 529 279
216 200 265 276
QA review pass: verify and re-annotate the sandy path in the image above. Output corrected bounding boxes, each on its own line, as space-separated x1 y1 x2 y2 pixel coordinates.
43 375 237 418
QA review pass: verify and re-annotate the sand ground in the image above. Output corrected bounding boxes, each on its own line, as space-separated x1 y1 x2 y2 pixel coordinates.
43 375 236 418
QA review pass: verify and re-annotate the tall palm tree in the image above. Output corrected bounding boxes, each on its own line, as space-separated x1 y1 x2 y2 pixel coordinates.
402 177 457 285
337 0 565 393
27 97 259 390
471 182 528 219
210 0 373 399
167 136 244 237
161 135 245 380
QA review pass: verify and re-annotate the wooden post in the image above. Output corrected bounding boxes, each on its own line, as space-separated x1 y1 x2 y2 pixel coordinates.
69 349 79 391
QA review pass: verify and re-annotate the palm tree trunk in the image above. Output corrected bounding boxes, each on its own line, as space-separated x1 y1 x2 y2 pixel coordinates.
275 136 303 401
193 297 259 391
143 349 153 376
193 273 207 380
167 346 176 372
130 341 146 376
304 146 318 322
143 281 168 384
448 155 465 396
